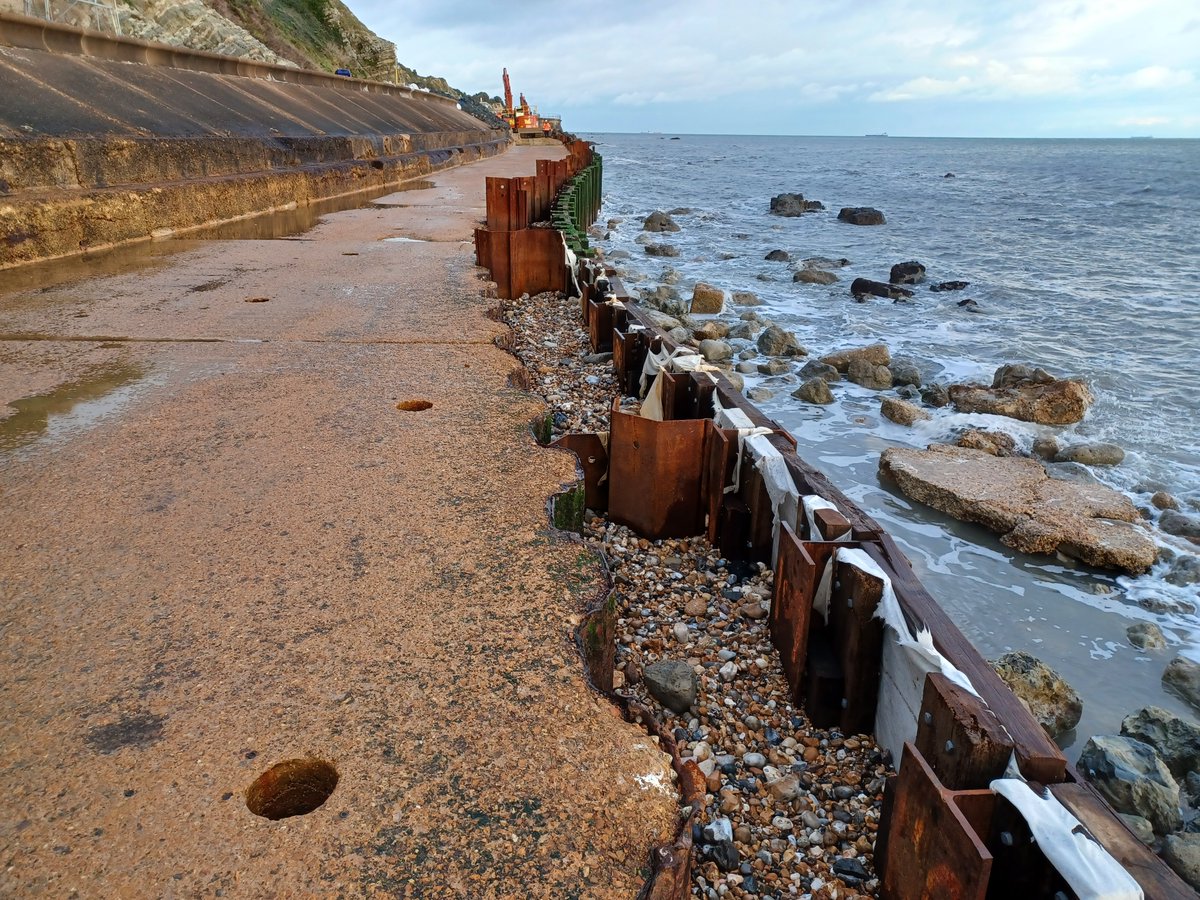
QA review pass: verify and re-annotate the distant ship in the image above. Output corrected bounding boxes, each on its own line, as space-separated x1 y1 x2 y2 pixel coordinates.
1129 135 1154 140
865 132 889 137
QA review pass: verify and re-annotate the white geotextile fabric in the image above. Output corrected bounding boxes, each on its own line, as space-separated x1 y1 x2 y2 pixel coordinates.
991 769 1143 900
827 548 980 760
563 236 580 296
802 495 853 543
638 345 713 398
826 550 1136 896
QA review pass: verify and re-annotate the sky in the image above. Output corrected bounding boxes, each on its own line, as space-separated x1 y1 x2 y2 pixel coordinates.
350 0 1200 138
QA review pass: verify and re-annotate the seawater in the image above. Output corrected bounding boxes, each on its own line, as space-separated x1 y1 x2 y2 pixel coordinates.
589 132 1200 753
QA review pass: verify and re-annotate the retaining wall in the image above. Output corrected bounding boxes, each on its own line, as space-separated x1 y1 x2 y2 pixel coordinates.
0 12 508 268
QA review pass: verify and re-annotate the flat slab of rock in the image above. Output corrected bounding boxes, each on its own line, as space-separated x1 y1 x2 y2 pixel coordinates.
879 444 1157 573
949 378 1093 425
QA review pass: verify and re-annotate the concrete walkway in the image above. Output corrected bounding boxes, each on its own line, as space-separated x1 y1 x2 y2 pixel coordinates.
0 146 677 897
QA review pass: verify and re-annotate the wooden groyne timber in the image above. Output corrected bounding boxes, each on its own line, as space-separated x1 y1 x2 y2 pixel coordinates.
476 139 1192 899
0 12 508 269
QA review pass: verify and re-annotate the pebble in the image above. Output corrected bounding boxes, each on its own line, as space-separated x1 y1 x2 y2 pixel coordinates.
673 622 691 644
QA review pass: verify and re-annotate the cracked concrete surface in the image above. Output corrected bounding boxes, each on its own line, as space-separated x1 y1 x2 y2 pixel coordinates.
0 146 678 898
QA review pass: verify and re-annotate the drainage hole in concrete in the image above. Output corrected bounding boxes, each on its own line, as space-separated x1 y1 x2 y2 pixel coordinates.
396 399 433 412
244 297 271 303
245 758 339 820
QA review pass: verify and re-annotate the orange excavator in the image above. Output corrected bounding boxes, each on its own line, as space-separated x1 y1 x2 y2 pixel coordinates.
501 68 550 137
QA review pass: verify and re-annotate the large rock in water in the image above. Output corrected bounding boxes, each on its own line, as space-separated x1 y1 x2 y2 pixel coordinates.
643 660 698 713
757 325 804 357
990 651 1082 738
769 193 823 216
889 261 926 285
879 444 1157 573
1077 735 1182 834
850 278 913 300
793 268 839 285
642 210 680 233
838 207 886 225
949 371 1093 425
690 282 726 314
821 343 890 372
1120 706 1200 778
1163 834 1200 891
1163 655 1200 714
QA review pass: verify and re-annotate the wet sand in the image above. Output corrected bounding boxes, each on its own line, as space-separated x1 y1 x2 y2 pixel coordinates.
0 146 678 897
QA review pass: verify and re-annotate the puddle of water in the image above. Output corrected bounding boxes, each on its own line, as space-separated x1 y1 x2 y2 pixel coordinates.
383 237 427 243
1 362 147 452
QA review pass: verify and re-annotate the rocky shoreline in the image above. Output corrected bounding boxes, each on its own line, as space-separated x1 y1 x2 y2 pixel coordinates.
502 289 887 899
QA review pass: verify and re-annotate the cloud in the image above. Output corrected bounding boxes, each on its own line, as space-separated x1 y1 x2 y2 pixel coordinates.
348 0 1200 135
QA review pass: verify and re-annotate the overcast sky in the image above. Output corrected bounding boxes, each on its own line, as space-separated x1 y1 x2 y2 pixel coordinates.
351 0 1199 137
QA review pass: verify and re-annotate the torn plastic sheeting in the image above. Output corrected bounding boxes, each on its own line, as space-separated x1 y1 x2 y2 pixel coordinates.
638 346 708 397
745 432 801 560
991 770 1143 900
822 547 980 762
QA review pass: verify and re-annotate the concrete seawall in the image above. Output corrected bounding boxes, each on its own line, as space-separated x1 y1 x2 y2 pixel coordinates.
0 13 508 268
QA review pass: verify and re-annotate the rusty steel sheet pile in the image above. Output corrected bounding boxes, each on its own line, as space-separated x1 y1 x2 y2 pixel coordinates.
474 143 1193 900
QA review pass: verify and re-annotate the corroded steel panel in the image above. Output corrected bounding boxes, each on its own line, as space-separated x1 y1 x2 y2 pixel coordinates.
608 401 706 539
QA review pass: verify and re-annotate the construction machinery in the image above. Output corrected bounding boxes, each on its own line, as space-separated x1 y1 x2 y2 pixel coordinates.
501 68 552 137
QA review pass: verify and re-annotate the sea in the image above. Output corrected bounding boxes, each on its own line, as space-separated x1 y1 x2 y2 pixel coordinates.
586 132 1200 754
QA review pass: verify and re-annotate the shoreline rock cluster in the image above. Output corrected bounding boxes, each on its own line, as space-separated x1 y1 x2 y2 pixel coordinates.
501 289 887 898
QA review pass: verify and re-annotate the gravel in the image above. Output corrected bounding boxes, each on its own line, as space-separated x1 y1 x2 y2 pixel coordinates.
503 289 886 898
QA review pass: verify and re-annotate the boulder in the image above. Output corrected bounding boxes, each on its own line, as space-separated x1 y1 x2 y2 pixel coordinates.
956 429 1018 457
994 364 1056 388
699 340 733 362
1139 596 1198 616
770 193 822 216
896 384 921 401
690 283 726 314
881 397 930 426
726 371 745 392
838 207 886 225
1126 623 1167 651
643 659 698 713
821 343 890 372
889 358 922 387
1152 491 1181 511
802 256 851 269
793 378 834 405
1160 510 1200 540
731 291 762 306
958 298 983 313
1163 656 1200 714
1166 555 1200 586
949 371 1093 425
728 322 758 340
758 358 792 376
799 360 841 383
1120 706 1200 777
846 359 893 390
692 321 730 341
794 269 839 285
642 210 680 233
643 309 683 331
746 387 775 402
889 261 926 285
850 278 913 300
879 445 1158 573
1056 442 1125 466
930 280 970 292
991 651 1083 738
765 249 790 262
757 325 805 357
644 243 680 257
1163 835 1200 891
921 383 950 408
1031 436 1061 460
1077 735 1181 834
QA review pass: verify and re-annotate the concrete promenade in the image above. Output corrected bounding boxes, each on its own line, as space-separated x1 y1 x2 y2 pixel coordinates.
0 146 677 897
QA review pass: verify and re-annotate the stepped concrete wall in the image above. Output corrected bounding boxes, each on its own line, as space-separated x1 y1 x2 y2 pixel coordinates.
0 13 508 268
